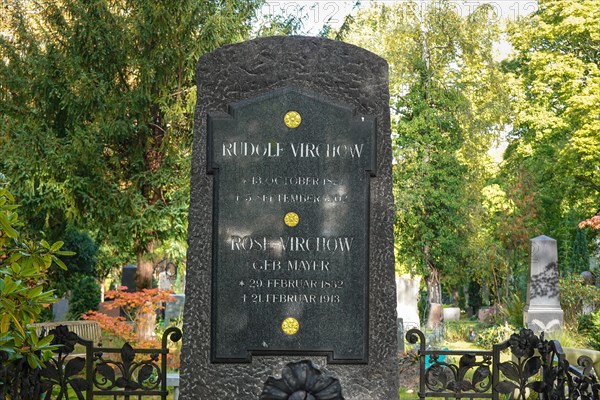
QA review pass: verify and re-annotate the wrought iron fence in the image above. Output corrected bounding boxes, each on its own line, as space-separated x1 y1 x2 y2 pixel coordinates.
406 328 600 400
0 325 182 400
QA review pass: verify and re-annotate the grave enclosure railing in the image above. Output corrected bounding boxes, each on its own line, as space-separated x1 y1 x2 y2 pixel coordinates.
0 325 182 400
406 328 599 400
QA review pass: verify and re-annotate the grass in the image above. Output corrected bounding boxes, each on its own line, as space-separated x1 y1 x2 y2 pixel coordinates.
399 387 420 399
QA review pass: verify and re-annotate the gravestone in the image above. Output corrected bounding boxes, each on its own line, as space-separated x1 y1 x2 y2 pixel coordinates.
524 235 564 333
581 271 595 315
442 307 461 322
121 264 137 292
397 318 405 353
52 297 69 321
395 274 421 331
164 294 185 325
181 36 398 399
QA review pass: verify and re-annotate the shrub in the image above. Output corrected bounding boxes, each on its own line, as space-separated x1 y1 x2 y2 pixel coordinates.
444 321 475 342
68 275 101 320
0 186 74 369
559 273 600 327
499 291 525 328
475 324 515 348
578 309 600 351
49 226 99 298
83 286 174 347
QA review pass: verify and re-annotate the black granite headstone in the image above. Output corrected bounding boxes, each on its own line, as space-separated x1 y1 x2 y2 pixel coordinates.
181 36 398 399
121 264 137 292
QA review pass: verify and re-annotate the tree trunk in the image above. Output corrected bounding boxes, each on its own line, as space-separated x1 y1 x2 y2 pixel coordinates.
99 278 105 302
424 244 442 304
426 269 442 304
135 240 156 342
136 240 155 290
424 245 443 329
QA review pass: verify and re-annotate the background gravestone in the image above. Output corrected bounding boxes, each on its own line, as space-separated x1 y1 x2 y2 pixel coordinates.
181 36 398 399
524 235 564 333
164 294 185 325
121 264 137 292
52 297 69 321
395 274 421 332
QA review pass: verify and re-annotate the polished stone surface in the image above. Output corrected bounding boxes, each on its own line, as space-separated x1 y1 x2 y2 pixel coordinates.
208 88 373 363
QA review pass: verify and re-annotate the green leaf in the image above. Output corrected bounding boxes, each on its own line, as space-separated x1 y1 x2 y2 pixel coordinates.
0 214 18 238
55 250 76 256
27 285 44 299
26 353 42 369
50 241 64 252
36 334 54 348
2 277 18 294
52 256 68 270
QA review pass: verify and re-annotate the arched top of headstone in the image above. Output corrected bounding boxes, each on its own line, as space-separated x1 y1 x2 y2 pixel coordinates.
531 235 556 242
199 35 387 70
195 36 389 117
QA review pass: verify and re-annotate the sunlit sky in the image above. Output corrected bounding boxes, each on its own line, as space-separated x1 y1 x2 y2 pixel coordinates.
256 0 538 37
255 1 540 163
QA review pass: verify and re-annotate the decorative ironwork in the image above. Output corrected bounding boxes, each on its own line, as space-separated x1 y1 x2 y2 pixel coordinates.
261 360 344 400
407 328 494 398
0 352 44 400
0 324 182 400
93 342 162 391
407 327 600 400
493 329 589 400
570 355 600 400
39 325 91 399
424 353 493 394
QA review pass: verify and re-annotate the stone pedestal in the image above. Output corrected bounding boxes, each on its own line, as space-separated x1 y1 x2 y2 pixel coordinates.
524 235 564 333
442 307 461 322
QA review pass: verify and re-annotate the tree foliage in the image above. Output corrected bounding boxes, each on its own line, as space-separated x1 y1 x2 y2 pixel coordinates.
0 0 260 288
502 0 600 272
83 286 173 346
341 1 510 305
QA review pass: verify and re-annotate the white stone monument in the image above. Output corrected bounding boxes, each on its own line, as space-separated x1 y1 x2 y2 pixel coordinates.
396 274 421 331
524 235 564 333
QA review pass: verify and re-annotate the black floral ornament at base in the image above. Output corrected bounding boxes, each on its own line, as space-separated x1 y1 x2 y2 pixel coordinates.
261 360 345 400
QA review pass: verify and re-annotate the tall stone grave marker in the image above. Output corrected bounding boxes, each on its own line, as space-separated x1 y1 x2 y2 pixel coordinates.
524 235 564 333
181 36 398 399
396 274 421 331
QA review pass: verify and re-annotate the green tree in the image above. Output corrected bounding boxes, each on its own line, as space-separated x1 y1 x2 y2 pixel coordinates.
67 275 101 320
340 2 510 310
569 229 590 274
502 0 600 269
0 0 260 289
